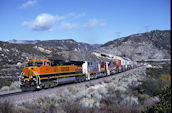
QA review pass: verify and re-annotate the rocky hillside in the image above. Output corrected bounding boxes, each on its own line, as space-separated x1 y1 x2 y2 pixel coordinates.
94 30 171 60
35 39 99 61
0 39 99 66
0 41 48 66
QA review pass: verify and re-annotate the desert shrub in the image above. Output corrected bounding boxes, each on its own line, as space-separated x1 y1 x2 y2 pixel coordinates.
100 95 139 113
62 101 93 113
63 100 139 113
146 64 171 79
4 80 12 86
107 85 116 95
146 68 163 78
138 94 149 103
100 105 139 113
141 79 166 96
142 86 171 113
20 97 59 113
0 100 16 113
160 74 171 84
0 79 12 88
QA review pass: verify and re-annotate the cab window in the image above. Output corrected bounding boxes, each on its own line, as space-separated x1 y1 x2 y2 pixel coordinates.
35 62 43 67
27 62 33 67
45 62 51 66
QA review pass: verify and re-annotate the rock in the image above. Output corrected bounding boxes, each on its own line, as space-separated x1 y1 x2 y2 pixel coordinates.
152 96 160 102
92 91 102 100
80 98 95 108
17 62 22 67
0 86 10 91
9 81 20 90
122 96 139 105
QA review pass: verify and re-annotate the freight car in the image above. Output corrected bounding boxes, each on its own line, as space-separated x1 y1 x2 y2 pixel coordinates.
19 58 140 91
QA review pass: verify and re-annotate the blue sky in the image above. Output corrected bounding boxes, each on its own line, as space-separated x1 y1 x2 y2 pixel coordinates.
0 0 171 44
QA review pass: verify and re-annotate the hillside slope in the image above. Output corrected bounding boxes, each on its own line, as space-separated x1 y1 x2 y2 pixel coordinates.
0 39 100 67
94 30 171 60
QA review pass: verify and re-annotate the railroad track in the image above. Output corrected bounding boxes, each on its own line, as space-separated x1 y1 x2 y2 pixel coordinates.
0 66 146 104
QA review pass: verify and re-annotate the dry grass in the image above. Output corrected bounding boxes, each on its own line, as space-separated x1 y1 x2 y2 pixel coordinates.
0 100 16 113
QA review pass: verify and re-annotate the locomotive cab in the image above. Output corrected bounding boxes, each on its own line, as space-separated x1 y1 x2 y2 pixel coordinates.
20 59 52 91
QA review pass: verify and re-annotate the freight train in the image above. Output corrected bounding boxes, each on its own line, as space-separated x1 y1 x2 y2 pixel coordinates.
19 58 142 91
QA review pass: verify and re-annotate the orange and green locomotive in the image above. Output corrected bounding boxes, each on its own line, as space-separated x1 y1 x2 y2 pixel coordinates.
20 59 85 91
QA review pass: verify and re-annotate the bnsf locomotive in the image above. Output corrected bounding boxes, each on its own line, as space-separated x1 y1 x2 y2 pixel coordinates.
19 59 141 91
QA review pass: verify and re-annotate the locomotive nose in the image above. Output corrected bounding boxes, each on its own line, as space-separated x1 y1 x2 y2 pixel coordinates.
28 67 39 75
22 66 39 79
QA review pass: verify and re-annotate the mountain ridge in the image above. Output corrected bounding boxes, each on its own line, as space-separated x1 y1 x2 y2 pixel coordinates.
95 30 171 60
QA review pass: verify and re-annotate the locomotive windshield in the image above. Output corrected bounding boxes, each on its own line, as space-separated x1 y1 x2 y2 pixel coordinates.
27 62 33 67
26 62 43 67
35 62 43 67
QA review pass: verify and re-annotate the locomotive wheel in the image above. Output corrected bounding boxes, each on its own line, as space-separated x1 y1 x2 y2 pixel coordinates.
81 76 86 82
43 82 50 89
75 76 84 83
50 82 57 88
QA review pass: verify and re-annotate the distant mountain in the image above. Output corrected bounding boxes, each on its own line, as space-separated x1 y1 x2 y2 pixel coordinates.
94 30 171 61
8 39 40 44
90 44 102 48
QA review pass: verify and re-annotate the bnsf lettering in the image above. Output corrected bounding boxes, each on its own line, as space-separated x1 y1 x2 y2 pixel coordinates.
54 68 57 72
61 67 69 72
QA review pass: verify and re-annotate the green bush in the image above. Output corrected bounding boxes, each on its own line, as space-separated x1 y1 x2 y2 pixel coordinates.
4 80 12 86
0 79 12 88
142 86 171 113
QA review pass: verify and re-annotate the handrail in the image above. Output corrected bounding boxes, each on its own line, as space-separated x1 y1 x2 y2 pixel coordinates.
32 71 41 85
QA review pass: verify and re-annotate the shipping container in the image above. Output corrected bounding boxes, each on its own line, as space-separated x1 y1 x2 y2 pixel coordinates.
114 59 121 66
88 61 100 73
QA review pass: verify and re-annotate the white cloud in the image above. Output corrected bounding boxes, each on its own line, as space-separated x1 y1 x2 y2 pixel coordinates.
22 13 83 31
59 22 79 30
20 0 38 9
22 13 59 31
63 12 86 19
75 12 86 18
69 12 86 18
83 19 106 28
